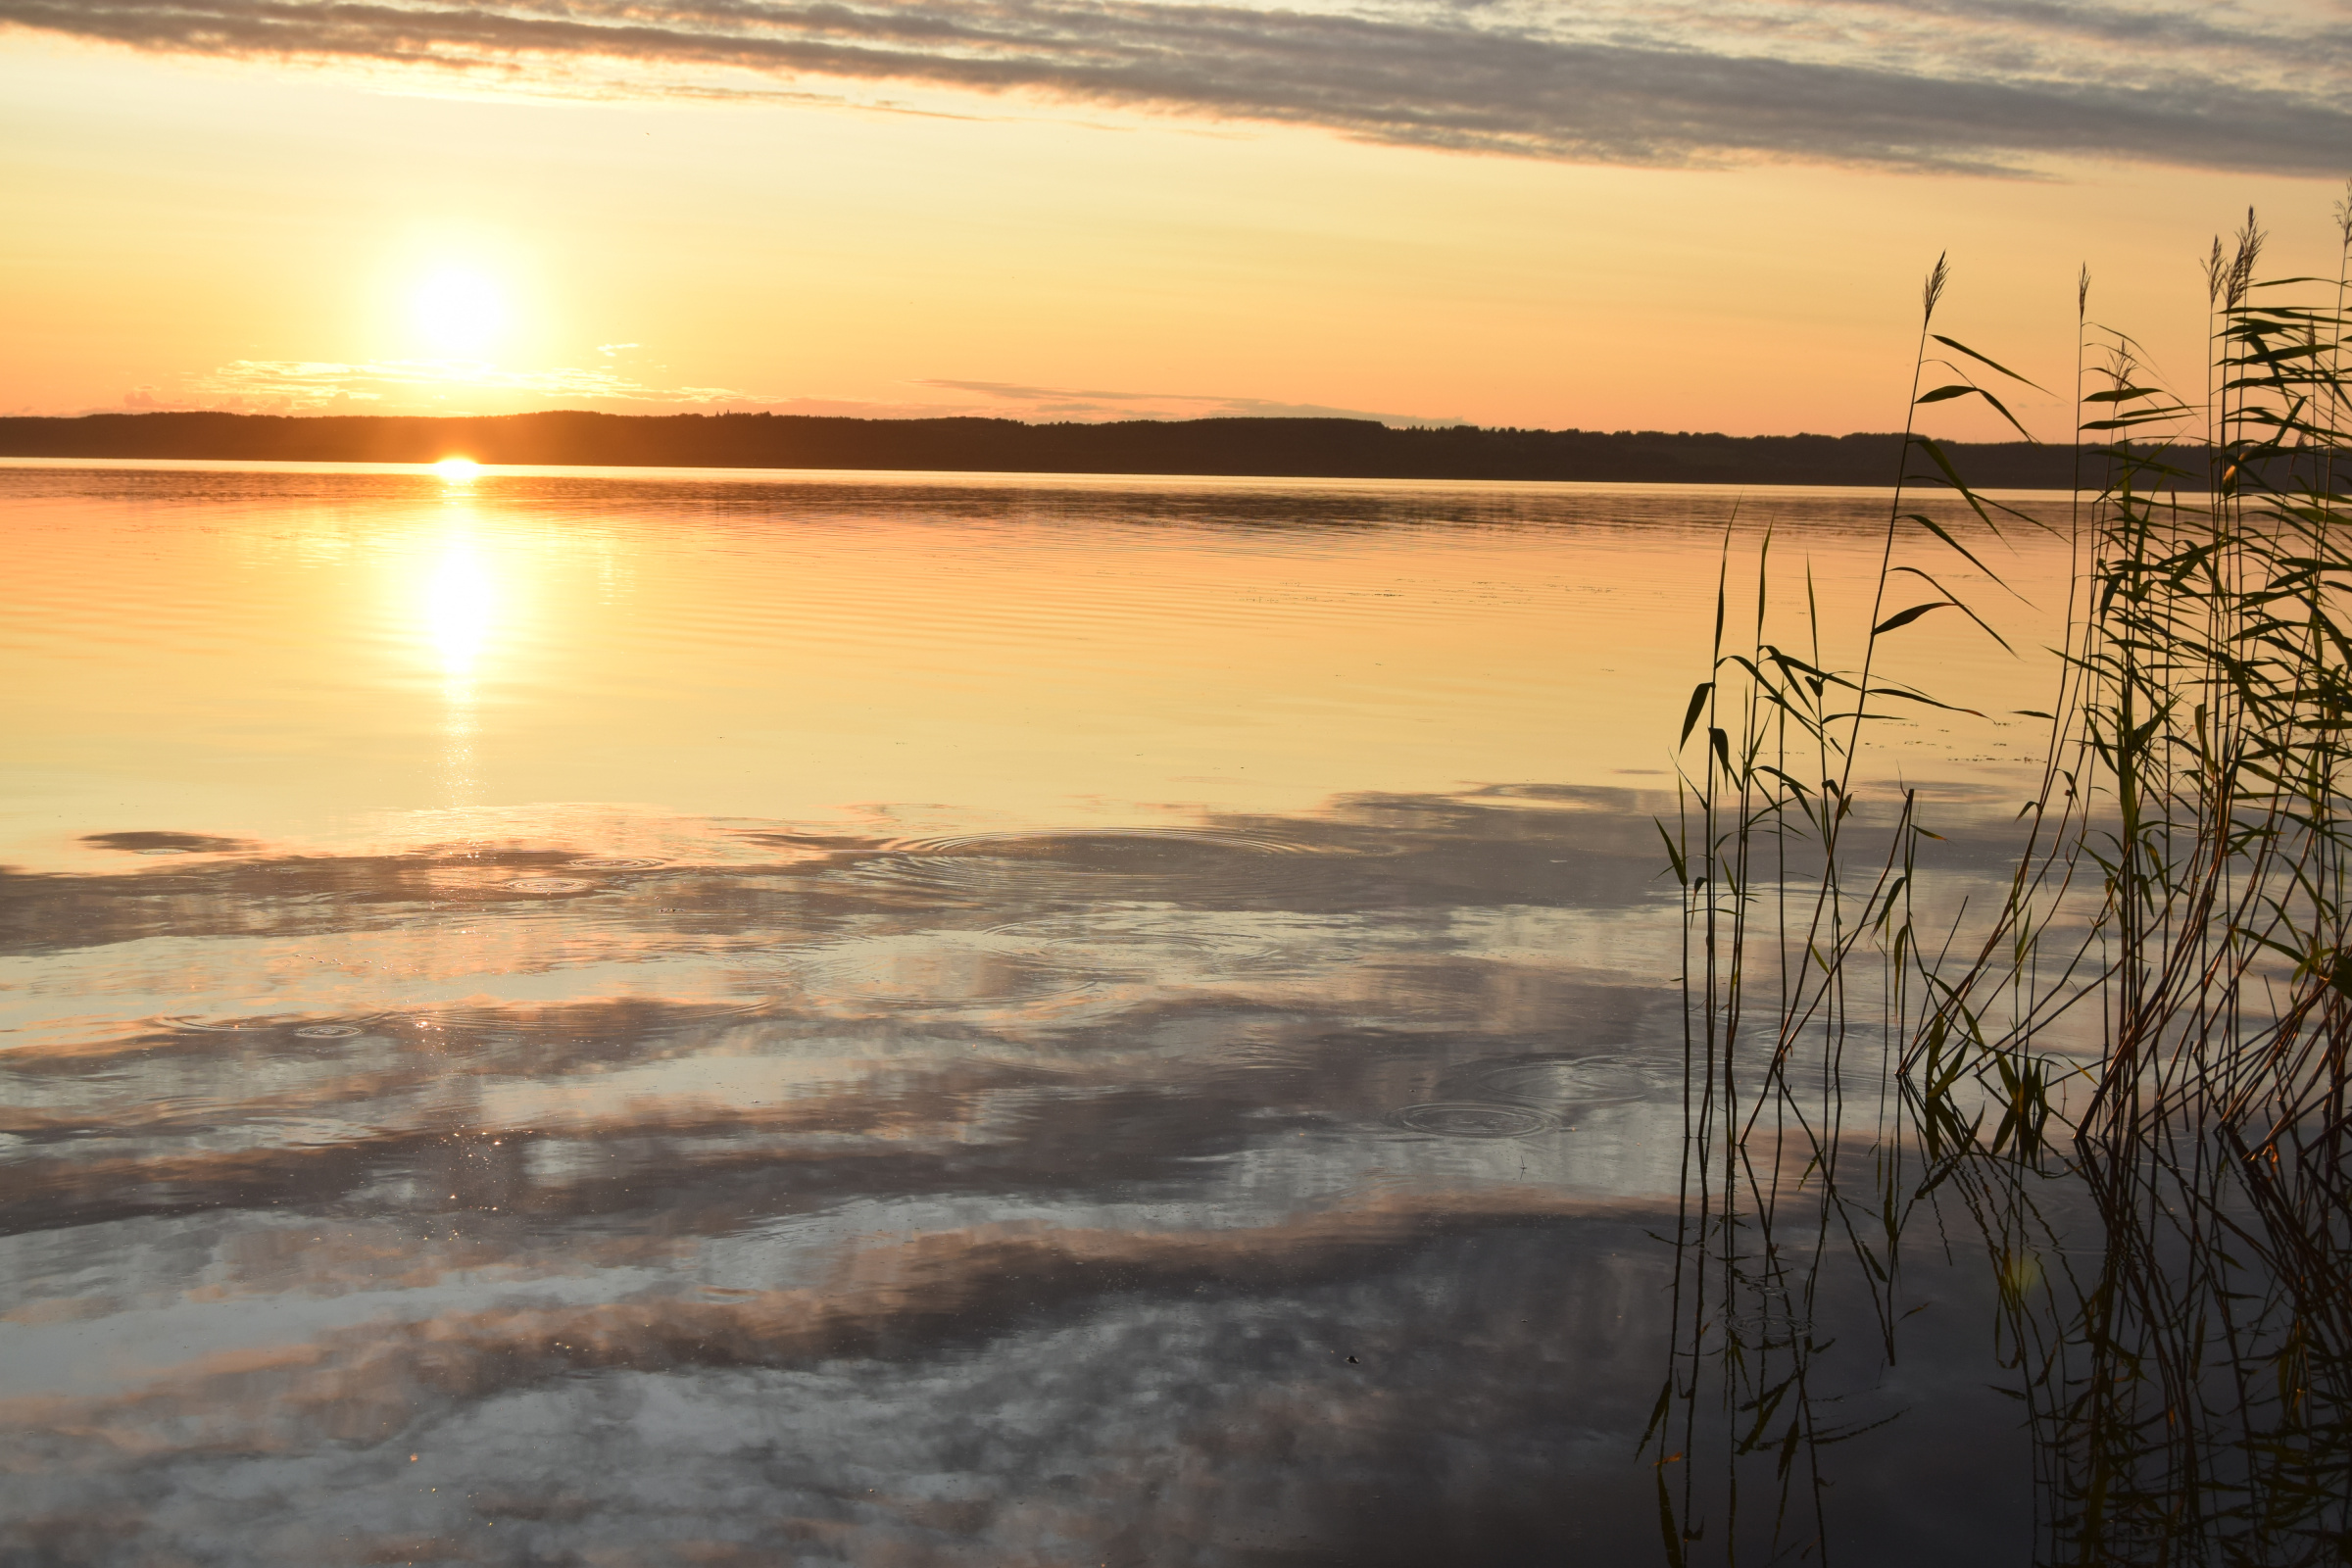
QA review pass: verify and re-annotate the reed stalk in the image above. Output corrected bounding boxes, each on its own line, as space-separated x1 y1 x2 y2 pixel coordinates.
1650 187 2352 1566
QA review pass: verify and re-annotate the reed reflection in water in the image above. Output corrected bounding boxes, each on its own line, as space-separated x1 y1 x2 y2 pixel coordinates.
0 463 2070 1565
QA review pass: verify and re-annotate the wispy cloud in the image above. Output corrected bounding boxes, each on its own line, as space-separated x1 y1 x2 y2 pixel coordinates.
184 357 670 409
913 378 1460 425
3 0 2345 175
115 358 1457 422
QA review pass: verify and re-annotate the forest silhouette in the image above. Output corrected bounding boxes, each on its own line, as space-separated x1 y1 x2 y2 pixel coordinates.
0 411 2135 487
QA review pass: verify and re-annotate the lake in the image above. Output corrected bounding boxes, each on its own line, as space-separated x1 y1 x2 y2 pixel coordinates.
1 461 2078 1565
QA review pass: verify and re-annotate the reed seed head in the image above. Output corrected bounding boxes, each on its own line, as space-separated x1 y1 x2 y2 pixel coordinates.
2227 207 2265 309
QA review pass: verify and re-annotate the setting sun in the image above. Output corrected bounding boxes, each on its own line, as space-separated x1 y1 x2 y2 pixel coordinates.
433 457 480 481
412 269 506 357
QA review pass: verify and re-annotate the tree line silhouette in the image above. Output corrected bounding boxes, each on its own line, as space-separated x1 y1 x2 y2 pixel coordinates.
0 411 2146 487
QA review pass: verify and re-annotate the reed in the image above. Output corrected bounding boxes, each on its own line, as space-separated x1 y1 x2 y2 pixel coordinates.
1649 188 2352 1565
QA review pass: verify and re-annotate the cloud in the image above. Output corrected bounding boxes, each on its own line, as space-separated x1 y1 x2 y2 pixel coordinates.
913 377 1462 425
138 356 1462 421
1 0 2346 175
188 356 636 407
170 355 926 416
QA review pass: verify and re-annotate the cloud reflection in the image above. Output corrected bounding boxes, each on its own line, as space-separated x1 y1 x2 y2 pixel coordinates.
0 784 2051 1561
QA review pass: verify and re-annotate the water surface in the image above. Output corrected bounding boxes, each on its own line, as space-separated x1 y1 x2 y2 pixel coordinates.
0 463 2070 1565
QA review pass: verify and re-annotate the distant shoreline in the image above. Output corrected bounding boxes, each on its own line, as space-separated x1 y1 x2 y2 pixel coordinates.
0 410 2188 489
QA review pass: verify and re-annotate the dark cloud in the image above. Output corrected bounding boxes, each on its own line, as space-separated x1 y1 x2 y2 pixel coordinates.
2 0 2345 174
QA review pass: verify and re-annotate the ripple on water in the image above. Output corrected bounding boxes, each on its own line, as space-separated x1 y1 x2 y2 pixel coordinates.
852 826 1339 906
1726 1310 1815 1344
569 857 667 870
160 1010 386 1036
1389 1101 1559 1139
1474 1054 1666 1111
977 909 1285 974
506 876 599 895
889 826 1321 859
779 931 1103 1013
411 997 773 1039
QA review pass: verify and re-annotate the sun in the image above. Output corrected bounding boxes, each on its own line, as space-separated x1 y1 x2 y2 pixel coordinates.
433 457 480 481
413 269 507 357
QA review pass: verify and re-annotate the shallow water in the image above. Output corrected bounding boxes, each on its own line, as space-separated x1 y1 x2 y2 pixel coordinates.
0 463 2075 1564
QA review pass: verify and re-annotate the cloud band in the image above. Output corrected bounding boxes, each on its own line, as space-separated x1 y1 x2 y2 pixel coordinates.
4 0 2348 174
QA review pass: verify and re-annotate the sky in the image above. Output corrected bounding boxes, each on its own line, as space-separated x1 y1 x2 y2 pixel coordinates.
2 0 2348 436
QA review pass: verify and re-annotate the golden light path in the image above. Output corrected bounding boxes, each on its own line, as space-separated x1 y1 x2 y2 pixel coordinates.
418 485 499 808
0 469 2076 885
422 536 495 679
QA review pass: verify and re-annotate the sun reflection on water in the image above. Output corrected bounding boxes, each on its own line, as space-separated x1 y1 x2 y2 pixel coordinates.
424 539 496 679
418 528 498 808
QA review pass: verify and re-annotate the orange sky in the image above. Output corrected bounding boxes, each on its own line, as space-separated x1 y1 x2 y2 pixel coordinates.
3 3 2347 437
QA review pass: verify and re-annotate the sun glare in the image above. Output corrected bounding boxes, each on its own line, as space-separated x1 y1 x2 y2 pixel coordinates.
434 457 481 481
423 539 496 678
414 270 507 356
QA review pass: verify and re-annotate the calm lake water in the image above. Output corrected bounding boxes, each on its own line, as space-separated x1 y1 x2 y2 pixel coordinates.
1 462 2075 1565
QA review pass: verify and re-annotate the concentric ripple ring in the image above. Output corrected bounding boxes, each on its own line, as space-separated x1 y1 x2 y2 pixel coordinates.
1389 1101 1559 1139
